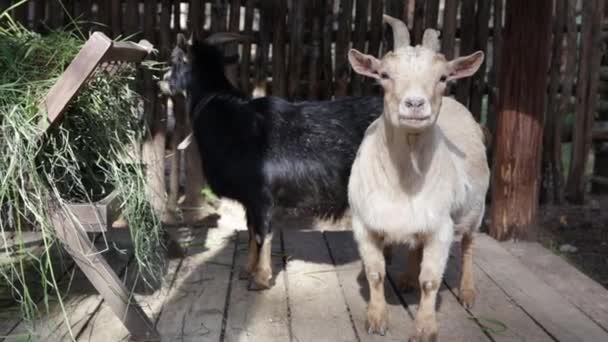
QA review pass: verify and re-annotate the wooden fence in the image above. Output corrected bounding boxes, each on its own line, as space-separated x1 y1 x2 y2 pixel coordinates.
1 0 606 204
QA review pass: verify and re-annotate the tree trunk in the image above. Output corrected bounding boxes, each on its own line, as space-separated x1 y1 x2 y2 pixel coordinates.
489 0 553 241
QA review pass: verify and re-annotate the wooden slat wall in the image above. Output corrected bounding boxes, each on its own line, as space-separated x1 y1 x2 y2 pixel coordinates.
1 1 500 105
6 0 606 200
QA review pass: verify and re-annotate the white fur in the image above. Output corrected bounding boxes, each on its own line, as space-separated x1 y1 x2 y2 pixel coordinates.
349 96 488 246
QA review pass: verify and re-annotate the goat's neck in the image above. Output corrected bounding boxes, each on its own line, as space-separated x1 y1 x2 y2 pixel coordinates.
380 115 440 178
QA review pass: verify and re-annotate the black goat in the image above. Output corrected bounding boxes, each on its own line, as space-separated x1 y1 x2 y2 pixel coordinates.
160 33 382 289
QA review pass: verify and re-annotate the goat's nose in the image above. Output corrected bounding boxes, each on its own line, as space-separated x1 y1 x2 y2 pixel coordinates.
404 97 426 109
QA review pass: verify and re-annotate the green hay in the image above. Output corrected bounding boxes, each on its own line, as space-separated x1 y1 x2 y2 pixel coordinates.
0 7 163 337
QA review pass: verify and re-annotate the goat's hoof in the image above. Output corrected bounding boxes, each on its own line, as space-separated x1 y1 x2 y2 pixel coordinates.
410 317 438 342
398 275 419 293
366 304 388 336
247 269 272 291
458 288 476 309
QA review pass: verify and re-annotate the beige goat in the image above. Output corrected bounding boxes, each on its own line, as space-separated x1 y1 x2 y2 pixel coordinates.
347 15 490 341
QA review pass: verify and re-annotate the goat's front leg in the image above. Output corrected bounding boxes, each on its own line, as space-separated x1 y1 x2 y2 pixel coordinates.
411 223 453 342
354 219 388 335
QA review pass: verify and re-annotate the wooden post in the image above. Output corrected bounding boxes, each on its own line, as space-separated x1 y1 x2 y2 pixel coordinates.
489 0 553 241
565 0 606 203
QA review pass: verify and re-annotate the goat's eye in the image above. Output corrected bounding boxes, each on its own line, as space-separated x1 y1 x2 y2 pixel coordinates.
380 72 390 80
439 75 448 83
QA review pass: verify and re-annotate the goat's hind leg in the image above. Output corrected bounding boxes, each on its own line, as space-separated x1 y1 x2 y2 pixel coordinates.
239 209 259 280
247 198 274 290
459 231 476 308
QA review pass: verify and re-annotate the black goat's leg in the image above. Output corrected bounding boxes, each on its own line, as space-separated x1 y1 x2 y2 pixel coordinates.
248 194 274 290
239 209 259 280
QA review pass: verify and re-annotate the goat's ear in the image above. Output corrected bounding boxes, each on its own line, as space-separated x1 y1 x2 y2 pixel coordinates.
447 51 484 81
348 49 382 79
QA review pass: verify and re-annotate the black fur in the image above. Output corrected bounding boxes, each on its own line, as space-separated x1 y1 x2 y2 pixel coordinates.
165 41 383 239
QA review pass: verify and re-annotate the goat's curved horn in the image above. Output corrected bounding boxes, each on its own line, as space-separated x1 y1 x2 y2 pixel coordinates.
205 32 253 45
383 14 410 49
422 29 440 52
176 33 187 47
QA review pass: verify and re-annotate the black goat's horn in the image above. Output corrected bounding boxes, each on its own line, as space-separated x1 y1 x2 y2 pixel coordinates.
205 32 253 45
383 14 410 49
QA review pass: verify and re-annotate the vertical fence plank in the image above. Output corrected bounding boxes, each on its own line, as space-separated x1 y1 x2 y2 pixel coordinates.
456 0 476 106
173 0 181 32
272 0 287 98
211 0 227 32
142 0 167 215
240 0 254 93
351 0 369 96
470 0 491 121
110 0 121 38
412 0 425 44
0 0 10 13
124 0 139 35
442 0 459 60
566 0 605 203
386 0 405 22
255 1 272 96
308 0 322 99
542 0 566 203
224 0 241 87
487 0 504 140
321 0 334 98
288 0 305 98
14 0 28 26
334 0 353 97
48 0 63 29
32 0 46 31
554 0 578 203
189 0 204 40
366 0 383 95
425 0 440 29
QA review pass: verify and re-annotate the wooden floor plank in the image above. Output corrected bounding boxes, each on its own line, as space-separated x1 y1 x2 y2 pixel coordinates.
223 230 290 342
503 240 608 333
387 246 490 342
444 239 554 342
5 248 130 342
283 227 359 342
154 226 236 342
475 234 608 341
324 230 415 342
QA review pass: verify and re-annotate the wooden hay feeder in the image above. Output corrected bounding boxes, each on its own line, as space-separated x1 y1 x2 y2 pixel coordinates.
39 32 160 341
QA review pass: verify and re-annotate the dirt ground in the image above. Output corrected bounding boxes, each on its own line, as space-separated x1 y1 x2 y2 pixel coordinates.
535 195 608 289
